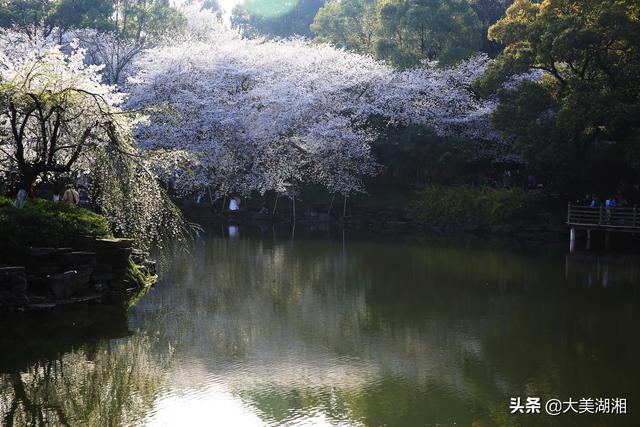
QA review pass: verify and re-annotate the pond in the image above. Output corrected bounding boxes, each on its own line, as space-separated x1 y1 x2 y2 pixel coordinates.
1 226 639 426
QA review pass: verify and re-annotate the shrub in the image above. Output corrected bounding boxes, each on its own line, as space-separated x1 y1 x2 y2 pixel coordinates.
0 195 112 251
414 185 538 226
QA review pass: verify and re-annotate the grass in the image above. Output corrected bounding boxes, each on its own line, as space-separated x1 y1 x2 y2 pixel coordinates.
0 195 112 251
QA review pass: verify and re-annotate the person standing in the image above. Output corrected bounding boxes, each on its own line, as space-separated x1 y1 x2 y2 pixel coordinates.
28 183 36 199
229 197 240 211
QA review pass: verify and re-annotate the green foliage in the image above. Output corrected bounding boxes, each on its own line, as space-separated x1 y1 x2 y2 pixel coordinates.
476 0 640 187
0 0 113 36
49 0 114 32
414 185 537 225
0 0 185 42
126 257 151 290
114 0 186 42
375 0 482 66
373 125 470 183
312 0 483 67
470 0 512 28
0 195 112 250
311 0 377 51
232 0 326 38
469 0 514 56
491 80 568 171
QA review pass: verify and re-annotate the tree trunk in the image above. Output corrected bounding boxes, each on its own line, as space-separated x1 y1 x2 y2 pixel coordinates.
13 171 36 209
292 195 296 223
343 194 348 217
328 193 335 215
18 170 36 191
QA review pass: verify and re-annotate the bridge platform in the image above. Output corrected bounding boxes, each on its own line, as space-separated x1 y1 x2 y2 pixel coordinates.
567 203 640 250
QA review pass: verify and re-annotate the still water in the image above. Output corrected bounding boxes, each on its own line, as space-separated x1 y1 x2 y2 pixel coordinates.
2 226 640 426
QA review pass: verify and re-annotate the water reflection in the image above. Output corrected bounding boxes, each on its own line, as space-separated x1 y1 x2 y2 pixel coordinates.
0 306 171 426
3 229 640 426
565 253 640 289
133 231 640 426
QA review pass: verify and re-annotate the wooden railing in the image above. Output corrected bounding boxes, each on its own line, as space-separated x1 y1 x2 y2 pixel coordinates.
567 203 640 229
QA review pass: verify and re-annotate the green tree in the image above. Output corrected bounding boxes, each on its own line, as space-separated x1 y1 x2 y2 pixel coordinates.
0 0 113 38
112 0 186 42
469 0 513 56
476 0 640 188
312 0 483 67
311 0 377 51
10 0 188 86
49 0 114 33
373 125 470 184
232 0 326 38
374 0 482 66
0 0 185 42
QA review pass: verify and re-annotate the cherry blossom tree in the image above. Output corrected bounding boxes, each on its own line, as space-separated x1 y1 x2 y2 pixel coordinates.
0 30 187 249
0 32 128 191
71 29 145 86
127 15 496 201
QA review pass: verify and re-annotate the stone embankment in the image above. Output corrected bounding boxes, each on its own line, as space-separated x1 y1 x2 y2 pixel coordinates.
0 237 156 309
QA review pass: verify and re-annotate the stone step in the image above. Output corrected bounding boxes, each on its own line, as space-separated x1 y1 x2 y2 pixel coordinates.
95 238 134 250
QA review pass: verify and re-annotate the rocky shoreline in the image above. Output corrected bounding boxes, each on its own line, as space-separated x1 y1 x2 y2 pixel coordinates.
0 237 156 310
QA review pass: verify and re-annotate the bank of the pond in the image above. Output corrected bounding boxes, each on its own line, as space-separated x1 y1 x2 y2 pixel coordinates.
178 185 571 244
0 196 156 310
181 199 568 245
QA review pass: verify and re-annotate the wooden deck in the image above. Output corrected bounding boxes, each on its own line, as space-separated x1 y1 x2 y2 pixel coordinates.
567 203 640 232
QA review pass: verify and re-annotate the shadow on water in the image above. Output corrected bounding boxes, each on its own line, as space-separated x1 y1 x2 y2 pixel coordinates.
0 304 130 373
